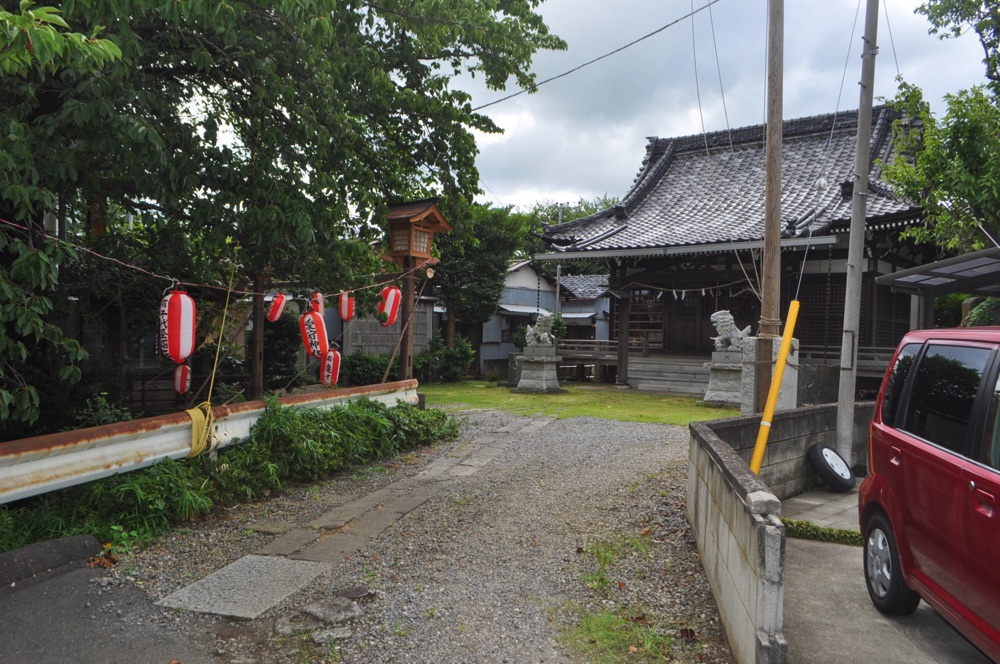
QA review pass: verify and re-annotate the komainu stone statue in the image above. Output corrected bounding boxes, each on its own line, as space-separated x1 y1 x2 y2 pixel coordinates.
710 310 751 351
525 313 555 347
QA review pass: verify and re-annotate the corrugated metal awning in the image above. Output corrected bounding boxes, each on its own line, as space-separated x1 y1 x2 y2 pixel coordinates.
875 248 1000 298
499 304 552 315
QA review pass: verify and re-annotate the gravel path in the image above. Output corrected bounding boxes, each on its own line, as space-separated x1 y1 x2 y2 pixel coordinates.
111 409 734 663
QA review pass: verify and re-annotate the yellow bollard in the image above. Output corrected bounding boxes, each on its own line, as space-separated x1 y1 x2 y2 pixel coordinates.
750 300 800 474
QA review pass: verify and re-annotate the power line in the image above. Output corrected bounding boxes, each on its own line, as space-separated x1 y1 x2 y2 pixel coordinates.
472 0 723 112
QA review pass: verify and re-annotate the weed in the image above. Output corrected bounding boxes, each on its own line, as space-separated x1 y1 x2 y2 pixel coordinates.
562 609 677 663
782 518 863 546
392 620 410 637
425 607 437 618
448 492 471 506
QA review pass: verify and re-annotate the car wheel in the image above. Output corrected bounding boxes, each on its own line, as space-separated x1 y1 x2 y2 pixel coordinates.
864 512 920 615
806 443 856 492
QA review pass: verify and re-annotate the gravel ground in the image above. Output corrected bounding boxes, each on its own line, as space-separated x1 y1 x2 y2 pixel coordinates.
109 409 734 663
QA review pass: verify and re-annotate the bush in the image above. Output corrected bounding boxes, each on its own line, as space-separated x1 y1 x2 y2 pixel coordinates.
342 351 399 386
415 333 475 383
0 398 458 553
967 297 1000 327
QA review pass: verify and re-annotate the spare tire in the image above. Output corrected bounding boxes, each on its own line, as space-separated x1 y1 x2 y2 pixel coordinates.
807 443 856 492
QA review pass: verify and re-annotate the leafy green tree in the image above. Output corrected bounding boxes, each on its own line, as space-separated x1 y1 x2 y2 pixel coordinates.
434 202 527 345
1 2 121 426
1 0 564 425
519 195 620 274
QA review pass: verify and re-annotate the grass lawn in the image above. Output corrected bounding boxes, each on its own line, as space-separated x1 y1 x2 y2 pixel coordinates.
417 381 740 426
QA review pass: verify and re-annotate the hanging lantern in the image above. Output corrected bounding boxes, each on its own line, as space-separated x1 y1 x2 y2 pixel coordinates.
299 310 329 359
174 363 191 395
312 291 325 315
267 293 288 323
338 291 355 322
379 285 401 327
320 348 341 387
159 290 197 364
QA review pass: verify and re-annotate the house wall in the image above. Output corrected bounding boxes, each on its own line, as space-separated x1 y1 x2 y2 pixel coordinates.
479 284 557 376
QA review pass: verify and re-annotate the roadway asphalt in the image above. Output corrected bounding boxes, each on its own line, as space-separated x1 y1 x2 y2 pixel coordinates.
0 477 992 663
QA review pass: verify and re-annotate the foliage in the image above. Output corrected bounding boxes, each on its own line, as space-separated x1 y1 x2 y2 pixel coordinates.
1 0 564 429
517 196 620 270
434 201 528 329
917 0 1000 96
551 314 567 340
782 518 863 547
418 381 740 425
414 333 475 382
69 391 134 428
935 292 972 327
511 325 528 350
0 399 457 552
263 312 305 391
966 297 1000 326
562 608 678 663
342 351 400 386
884 82 1000 251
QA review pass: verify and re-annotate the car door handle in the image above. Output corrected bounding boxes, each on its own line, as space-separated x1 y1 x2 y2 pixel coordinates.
973 487 996 518
890 446 902 467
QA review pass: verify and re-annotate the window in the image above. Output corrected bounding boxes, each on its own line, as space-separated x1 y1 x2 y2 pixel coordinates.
902 344 991 457
880 343 918 427
981 373 1000 472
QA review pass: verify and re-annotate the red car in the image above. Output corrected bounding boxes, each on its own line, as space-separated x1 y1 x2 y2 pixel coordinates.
860 328 1000 661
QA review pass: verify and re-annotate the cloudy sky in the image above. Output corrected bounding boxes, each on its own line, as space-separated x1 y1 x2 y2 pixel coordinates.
460 0 988 212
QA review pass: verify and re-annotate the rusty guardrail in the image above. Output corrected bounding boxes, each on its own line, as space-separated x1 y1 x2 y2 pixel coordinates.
0 381 419 505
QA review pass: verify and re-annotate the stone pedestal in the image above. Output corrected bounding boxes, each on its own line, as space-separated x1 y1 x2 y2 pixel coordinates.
515 345 563 393
740 337 799 416
702 350 743 406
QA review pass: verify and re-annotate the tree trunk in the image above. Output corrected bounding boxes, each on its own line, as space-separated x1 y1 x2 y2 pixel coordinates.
249 275 266 399
445 310 456 347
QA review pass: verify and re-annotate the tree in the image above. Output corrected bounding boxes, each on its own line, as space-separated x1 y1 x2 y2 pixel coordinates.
434 202 527 346
1 2 121 426
1 0 565 426
519 196 620 274
882 1 1000 252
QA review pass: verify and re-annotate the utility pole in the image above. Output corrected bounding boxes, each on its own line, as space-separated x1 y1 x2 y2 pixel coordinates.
836 0 879 463
757 0 784 410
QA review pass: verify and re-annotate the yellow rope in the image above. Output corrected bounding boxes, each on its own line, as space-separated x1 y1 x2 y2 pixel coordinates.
186 251 238 458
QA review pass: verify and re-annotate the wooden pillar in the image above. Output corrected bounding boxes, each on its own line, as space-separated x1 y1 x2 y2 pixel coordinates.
399 256 415 380
616 294 630 386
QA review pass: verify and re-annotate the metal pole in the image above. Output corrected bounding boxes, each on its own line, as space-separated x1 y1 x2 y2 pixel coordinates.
836 0 879 463
755 0 783 413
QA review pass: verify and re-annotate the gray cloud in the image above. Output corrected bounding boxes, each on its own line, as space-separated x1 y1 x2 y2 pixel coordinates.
463 0 987 212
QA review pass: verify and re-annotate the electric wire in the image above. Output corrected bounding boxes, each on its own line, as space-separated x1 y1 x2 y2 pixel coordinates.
472 0 722 112
691 0 711 156
707 0 734 151
882 1 901 80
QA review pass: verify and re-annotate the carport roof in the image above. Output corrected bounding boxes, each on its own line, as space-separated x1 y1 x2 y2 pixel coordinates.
875 247 1000 297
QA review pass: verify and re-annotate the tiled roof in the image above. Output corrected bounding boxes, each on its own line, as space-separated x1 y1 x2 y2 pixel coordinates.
541 107 918 254
559 275 609 300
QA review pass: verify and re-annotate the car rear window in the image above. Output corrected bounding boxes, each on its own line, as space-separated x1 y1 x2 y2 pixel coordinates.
881 343 919 427
902 343 991 457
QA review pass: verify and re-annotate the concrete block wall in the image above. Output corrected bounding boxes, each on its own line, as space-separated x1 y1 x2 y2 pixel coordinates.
687 401 876 663
705 403 875 500
688 423 787 664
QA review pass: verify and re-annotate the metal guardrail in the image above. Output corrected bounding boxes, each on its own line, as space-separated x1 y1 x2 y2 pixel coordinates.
0 381 419 505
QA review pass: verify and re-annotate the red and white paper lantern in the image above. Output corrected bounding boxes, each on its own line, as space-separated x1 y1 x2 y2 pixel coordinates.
299 310 329 359
320 348 341 387
338 291 355 322
311 291 325 315
174 363 191 395
379 286 401 327
266 293 288 322
159 290 196 364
